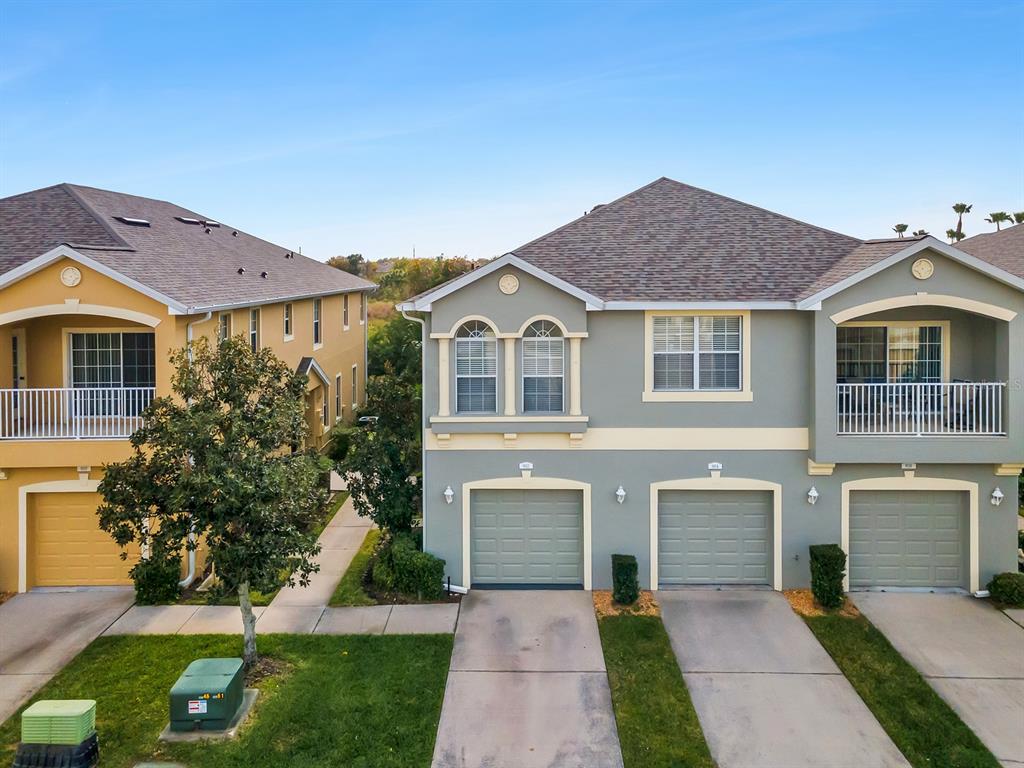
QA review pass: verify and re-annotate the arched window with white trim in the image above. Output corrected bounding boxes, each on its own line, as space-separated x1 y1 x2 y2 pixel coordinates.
456 321 497 413
522 320 564 413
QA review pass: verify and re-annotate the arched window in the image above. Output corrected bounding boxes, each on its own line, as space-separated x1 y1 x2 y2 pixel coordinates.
522 320 564 413
455 321 497 413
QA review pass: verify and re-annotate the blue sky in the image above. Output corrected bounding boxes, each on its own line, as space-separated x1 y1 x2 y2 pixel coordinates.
1 1 1022 262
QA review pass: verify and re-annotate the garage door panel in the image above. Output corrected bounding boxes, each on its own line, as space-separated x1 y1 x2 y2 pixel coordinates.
471 489 583 585
32 491 137 587
658 490 771 586
849 491 966 589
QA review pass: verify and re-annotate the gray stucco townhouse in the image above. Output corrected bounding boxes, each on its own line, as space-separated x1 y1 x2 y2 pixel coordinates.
397 178 1024 593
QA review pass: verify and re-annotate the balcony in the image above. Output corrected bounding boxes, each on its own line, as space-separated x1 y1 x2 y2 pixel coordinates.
0 387 155 440
836 382 1006 436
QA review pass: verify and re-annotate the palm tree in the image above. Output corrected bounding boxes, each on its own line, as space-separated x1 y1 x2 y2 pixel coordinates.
952 203 972 238
892 223 909 238
913 229 928 236
1013 212 1024 225
985 212 1011 231
945 228 965 243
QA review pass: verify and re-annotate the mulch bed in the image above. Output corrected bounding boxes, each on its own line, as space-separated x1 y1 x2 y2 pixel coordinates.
593 590 660 618
246 655 292 686
784 588 860 618
359 568 462 605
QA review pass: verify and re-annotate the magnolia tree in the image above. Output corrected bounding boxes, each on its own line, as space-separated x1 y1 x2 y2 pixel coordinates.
98 336 329 666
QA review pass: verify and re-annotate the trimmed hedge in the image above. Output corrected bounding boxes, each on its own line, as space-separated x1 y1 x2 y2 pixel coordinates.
809 544 846 610
612 554 640 605
131 554 182 604
987 571 1024 607
373 533 445 601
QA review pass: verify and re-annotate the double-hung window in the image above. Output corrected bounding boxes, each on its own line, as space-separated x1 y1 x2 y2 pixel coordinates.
359 293 366 324
351 364 358 406
313 298 322 346
455 321 497 413
335 373 342 420
522 320 564 412
283 303 293 339
218 313 231 343
343 295 350 328
249 308 260 351
653 315 742 391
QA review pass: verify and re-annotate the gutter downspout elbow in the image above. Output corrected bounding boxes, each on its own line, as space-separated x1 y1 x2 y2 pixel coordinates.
179 310 212 588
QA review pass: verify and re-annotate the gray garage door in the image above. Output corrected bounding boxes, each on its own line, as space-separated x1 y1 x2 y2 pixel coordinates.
658 490 771 586
471 489 583 586
849 490 967 589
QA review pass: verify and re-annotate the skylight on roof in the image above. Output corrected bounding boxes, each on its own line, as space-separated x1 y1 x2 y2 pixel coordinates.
115 216 150 226
175 216 201 225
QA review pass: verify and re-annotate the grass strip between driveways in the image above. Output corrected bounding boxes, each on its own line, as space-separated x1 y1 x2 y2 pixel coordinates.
598 615 714 768
329 527 382 606
0 633 452 768
803 612 999 768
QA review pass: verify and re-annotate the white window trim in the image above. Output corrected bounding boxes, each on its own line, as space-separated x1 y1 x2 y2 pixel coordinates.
61 327 156 388
359 292 366 325
643 310 752 402
313 298 323 350
249 308 261 351
351 364 359 407
343 294 350 331
455 327 498 415
521 324 565 415
335 373 343 422
217 312 232 343
321 382 330 427
837 320 951 383
283 303 294 342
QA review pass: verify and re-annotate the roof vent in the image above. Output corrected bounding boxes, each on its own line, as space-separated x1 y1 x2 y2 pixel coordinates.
237 267 245 275
175 217 201 225
232 231 238 237
260 271 268 279
204 227 212 234
115 216 150 227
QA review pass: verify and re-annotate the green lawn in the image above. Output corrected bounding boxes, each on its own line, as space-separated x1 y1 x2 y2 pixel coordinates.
598 615 714 768
0 633 452 768
182 492 350 607
804 613 998 768
330 527 381 606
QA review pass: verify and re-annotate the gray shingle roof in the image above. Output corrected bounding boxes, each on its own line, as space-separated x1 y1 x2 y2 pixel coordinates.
956 226 1024 278
1 183 374 310
512 177 865 302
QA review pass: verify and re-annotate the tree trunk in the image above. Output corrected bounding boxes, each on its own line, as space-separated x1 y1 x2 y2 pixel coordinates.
238 580 258 668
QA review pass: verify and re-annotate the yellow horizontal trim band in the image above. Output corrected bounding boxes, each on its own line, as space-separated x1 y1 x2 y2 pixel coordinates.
425 427 809 451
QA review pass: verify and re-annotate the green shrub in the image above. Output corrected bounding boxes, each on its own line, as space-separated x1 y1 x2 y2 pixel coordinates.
372 533 445 601
327 426 357 464
1017 528 1024 551
809 544 846 609
987 571 1024 607
131 554 182 604
611 554 640 605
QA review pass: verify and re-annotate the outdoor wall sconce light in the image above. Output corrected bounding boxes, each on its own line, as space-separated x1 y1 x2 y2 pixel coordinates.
615 486 626 504
990 487 1004 507
443 486 455 505
807 486 819 505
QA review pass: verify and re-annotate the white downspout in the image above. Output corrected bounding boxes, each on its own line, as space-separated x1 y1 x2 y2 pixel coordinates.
400 308 428 553
179 310 212 588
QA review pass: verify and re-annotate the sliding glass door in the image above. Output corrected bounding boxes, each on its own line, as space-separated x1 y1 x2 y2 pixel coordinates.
69 332 155 417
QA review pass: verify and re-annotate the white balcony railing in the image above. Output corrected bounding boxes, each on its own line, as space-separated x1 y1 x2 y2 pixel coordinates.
837 382 1006 436
0 387 155 440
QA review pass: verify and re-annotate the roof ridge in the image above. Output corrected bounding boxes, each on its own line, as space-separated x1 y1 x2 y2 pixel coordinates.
58 183 133 250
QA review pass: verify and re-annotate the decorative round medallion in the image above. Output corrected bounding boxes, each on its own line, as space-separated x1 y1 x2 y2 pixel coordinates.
911 258 934 280
60 266 82 287
498 273 520 295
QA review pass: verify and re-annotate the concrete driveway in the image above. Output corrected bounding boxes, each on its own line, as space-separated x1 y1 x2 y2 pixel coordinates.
659 590 909 768
0 588 134 724
432 590 623 768
856 592 1024 767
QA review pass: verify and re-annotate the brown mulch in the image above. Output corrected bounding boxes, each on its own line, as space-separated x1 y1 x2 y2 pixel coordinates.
245 655 292 686
0 592 13 607
593 590 660 618
784 589 860 618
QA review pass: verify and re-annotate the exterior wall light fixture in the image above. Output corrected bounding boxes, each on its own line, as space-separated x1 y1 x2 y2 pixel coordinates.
990 487 1004 507
807 486 819 505
615 486 626 504
443 485 455 505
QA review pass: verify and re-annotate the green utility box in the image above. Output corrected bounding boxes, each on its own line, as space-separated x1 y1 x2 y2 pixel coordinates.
169 658 244 732
21 700 96 745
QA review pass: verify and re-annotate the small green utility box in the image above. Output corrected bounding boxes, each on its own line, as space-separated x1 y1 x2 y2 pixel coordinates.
169 658 244 732
21 699 96 745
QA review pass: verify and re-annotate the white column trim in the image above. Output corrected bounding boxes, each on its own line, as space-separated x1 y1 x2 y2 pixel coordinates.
437 338 450 417
503 338 516 416
569 337 582 416
649 476 783 592
840 476 979 593
18 478 101 592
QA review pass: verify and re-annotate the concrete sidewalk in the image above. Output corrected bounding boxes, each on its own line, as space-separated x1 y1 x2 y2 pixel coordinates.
856 592 1024 768
659 590 909 768
0 588 134 724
